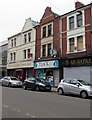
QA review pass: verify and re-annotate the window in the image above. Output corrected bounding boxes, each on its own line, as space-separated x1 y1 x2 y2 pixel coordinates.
24 34 27 43
48 24 52 36
14 52 16 61
14 38 16 46
23 50 26 59
42 45 46 57
48 43 51 56
77 36 83 51
69 16 74 30
77 14 82 27
11 39 13 47
10 53 13 61
27 49 30 58
70 80 77 85
28 33 31 42
69 38 75 52
42 26 46 38
63 79 71 84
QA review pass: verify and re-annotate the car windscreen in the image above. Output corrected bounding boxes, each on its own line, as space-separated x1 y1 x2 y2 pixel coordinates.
10 77 20 81
78 80 92 86
37 78 47 83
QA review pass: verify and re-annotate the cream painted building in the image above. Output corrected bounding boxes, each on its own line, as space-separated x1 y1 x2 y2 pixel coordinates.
7 18 39 81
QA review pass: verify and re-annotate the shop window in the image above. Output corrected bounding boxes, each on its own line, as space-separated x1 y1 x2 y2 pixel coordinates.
42 45 46 57
42 26 46 38
77 14 82 27
69 16 74 30
48 24 52 36
77 36 83 51
69 38 75 52
47 43 51 56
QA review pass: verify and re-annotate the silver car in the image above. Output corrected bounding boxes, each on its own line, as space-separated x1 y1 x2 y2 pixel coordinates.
57 78 92 98
0 76 23 87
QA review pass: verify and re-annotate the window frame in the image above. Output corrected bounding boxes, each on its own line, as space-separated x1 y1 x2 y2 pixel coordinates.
69 16 74 30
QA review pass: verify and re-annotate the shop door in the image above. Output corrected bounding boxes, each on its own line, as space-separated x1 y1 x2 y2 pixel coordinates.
53 70 59 86
15 69 23 81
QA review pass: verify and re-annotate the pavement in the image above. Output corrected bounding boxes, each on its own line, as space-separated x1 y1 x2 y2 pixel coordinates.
51 86 57 92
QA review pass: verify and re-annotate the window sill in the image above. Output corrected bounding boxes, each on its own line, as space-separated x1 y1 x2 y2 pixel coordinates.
67 49 86 54
41 35 53 39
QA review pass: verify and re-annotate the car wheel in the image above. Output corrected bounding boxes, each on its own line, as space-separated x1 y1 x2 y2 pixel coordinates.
8 83 12 87
35 86 39 91
58 88 64 95
1 83 3 86
23 85 27 90
80 91 88 99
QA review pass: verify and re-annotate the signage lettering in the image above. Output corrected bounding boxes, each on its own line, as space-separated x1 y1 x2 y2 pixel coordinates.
64 57 92 67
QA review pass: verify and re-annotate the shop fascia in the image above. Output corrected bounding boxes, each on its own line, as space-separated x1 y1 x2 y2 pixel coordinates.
34 60 59 69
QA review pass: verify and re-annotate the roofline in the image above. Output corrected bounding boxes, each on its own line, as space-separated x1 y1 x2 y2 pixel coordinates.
57 2 92 19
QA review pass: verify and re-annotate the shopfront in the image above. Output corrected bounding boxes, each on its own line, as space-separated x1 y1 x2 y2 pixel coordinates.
63 56 92 83
34 60 60 86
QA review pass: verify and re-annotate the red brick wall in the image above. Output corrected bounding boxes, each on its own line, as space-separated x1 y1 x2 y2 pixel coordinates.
85 7 91 55
35 26 41 60
35 7 60 60
62 7 91 58
53 18 60 57
62 17 67 56
40 7 55 25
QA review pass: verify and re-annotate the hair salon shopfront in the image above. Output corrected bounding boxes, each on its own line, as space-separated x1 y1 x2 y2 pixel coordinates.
34 59 62 86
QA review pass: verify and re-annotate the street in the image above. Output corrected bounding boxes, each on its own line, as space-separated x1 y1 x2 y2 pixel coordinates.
2 86 91 118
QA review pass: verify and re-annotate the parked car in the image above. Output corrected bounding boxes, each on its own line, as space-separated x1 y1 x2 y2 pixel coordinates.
23 77 51 91
57 78 92 99
0 76 23 87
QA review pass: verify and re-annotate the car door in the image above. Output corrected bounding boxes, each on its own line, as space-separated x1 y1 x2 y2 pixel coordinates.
2 77 9 86
62 79 71 94
69 80 81 95
26 78 36 90
5 77 10 86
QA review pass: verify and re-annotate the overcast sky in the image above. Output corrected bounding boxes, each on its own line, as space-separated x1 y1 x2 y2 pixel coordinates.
0 0 92 42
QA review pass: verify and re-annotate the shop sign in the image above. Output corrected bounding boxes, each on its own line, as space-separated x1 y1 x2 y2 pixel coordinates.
64 57 92 67
34 60 58 69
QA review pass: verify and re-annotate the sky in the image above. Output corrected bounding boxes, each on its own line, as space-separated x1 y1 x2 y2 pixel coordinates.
0 0 92 42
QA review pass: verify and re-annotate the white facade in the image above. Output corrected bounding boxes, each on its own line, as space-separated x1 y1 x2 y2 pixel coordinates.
7 18 39 69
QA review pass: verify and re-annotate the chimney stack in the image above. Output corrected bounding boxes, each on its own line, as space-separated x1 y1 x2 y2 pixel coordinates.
75 1 85 9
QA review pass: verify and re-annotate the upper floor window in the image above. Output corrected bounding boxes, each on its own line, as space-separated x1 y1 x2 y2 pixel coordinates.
69 16 74 30
24 34 27 43
14 38 16 47
47 43 51 56
27 49 30 58
10 53 13 61
14 52 16 61
42 26 46 38
23 50 26 59
68 35 84 53
48 24 52 36
77 36 83 51
42 45 46 57
28 33 31 42
77 14 82 27
11 39 13 47
69 38 75 52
